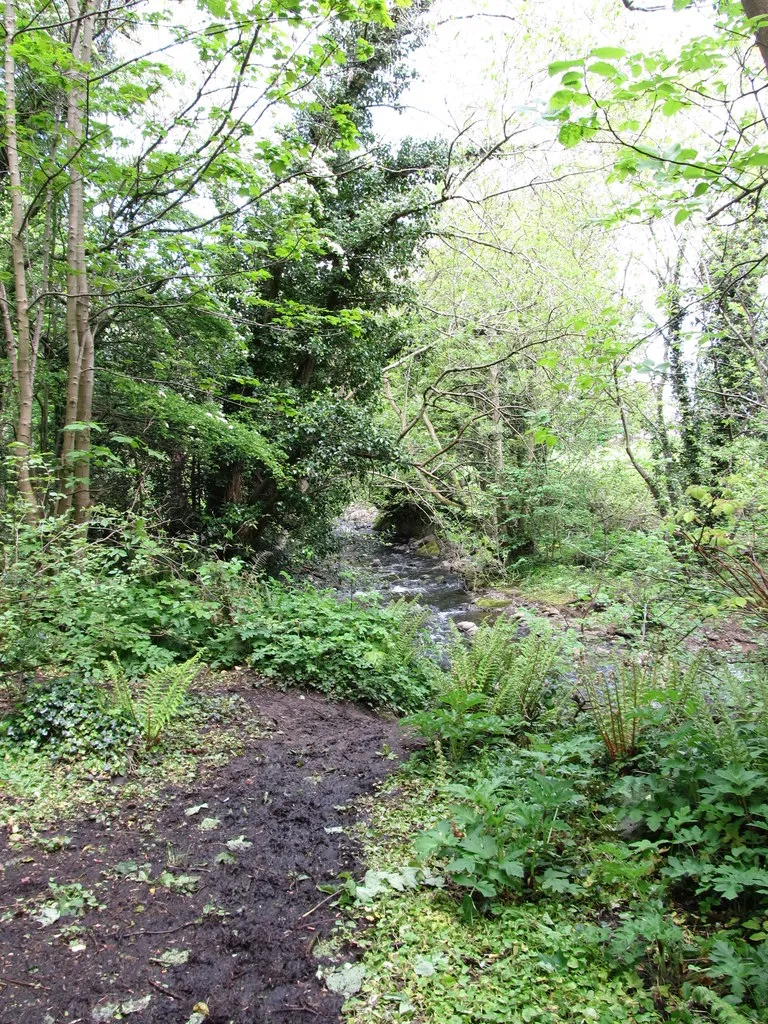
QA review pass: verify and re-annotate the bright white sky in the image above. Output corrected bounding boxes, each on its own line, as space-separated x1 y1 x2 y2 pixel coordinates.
373 0 713 144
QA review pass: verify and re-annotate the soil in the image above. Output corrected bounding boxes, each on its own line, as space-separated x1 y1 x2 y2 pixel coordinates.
0 678 412 1024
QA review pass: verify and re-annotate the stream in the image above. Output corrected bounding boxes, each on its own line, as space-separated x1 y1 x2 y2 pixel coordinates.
330 507 493 645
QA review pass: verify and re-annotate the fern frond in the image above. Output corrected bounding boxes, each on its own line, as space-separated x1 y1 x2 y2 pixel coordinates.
119 654 201 748
689 986 755 1024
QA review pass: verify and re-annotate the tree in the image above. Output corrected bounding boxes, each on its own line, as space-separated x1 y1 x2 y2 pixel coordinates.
1 0 399 522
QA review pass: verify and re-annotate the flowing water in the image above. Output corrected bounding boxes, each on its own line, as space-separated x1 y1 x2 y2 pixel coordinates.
331 508 492 645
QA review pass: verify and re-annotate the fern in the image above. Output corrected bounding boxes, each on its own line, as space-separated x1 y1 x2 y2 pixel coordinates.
109 654 201 748
581 658 649 760
444 616 562 734
388 599 431 667
689 986 756 1024
490 629 562 726
448 615 522 695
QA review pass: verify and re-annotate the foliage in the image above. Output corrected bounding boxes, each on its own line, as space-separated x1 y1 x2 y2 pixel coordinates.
228 583 436 712
0 509 227 676
378 649 768 1022
616 665 768 912
580 657 648 760
345 777 658 1024
404 689 511 763
414 738 594 913
0 677 138 765
545 6 768 224
110 655 202 749
405 618 564 760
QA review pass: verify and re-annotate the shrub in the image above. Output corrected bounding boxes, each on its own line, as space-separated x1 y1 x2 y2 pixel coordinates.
414 746 586 915
230 583 436 712
0 509 227 677
0 677 139 764
617 662 768 912
0 510 437 714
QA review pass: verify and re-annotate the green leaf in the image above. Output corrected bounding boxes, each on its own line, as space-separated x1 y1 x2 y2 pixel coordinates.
590 46 627 59
549 89 574 110
548 59 584 75
587 61 621 78
323 963 366 997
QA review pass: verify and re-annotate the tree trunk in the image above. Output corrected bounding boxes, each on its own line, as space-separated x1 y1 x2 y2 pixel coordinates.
57 0 98 520
489 362 505 549
614 367 669 516
2 0 39 517
742 0 768 76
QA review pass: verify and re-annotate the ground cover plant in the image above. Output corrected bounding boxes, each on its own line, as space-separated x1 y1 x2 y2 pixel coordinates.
342 651 768 1024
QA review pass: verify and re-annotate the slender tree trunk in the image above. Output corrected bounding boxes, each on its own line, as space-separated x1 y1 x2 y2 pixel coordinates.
57 0 98 521
489 362 505 550
742 0 768 76
2 0 39 517
614 367 669 516
651 351 679 508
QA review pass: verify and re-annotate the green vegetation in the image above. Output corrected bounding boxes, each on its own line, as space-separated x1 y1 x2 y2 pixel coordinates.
340 647 768 1023
3 0 768 1020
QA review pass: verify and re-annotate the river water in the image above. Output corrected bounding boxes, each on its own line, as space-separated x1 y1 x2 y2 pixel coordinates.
330 508 492 645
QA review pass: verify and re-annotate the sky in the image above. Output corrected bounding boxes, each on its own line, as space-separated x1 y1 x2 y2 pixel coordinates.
373 0 713 145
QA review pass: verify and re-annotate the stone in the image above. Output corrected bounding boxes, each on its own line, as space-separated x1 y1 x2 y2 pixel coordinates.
456 620 479 637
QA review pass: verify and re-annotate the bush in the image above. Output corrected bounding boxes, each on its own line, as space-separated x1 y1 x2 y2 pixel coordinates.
616 662 768 912
0 509 437 714
0 509 227 677
0 677 139 764
227 583 436 712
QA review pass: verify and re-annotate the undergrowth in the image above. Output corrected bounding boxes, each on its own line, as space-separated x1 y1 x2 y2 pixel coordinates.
349 645 768 1024
0 511 435 714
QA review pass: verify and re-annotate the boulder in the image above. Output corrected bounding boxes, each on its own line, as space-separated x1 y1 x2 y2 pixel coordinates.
456 620 480 638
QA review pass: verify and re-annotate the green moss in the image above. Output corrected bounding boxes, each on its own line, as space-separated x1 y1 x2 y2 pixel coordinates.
417 540 441 557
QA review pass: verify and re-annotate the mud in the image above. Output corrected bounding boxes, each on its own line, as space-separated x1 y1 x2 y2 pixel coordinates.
0 680 411 1024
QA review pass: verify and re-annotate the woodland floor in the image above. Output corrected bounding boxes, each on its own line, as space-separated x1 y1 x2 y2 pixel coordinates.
0 679 411 1024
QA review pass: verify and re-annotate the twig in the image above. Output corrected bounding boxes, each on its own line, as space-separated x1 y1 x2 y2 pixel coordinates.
298 890 340 921
148 978 183 1000
122 919 199 939
0 975 50 990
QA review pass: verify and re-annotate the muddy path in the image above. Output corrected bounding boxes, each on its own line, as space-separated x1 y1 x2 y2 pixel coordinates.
0 679 412 1024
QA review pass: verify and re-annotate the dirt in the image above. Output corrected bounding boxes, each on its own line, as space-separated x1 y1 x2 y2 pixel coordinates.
0 678 412 1024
